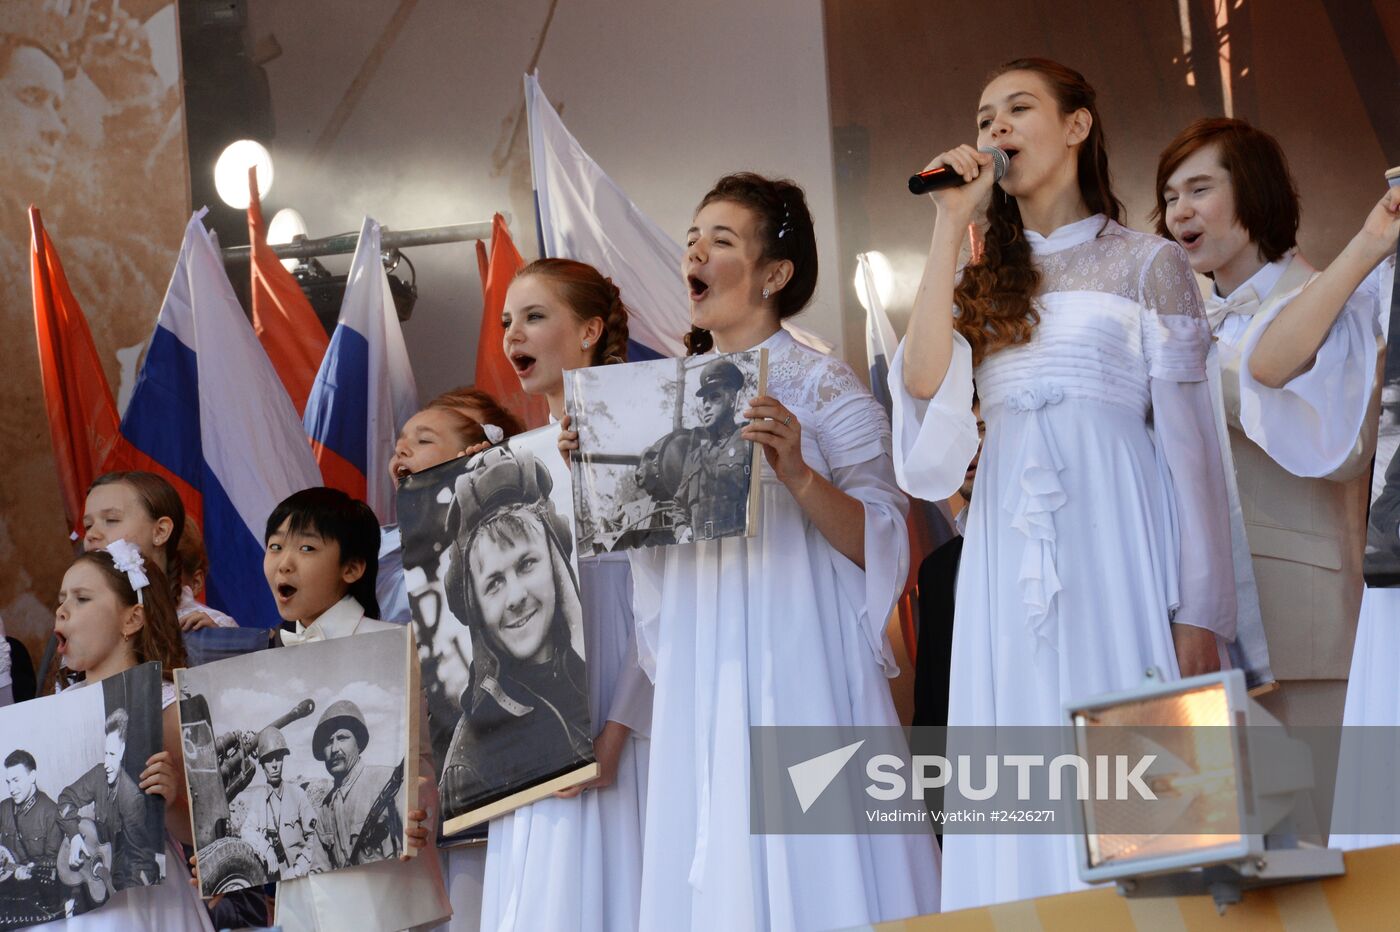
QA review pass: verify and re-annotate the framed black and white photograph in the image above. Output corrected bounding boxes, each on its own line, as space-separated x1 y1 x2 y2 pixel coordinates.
0 661 164 929
397 433 597 836
563 350 767 554
174 627 418 897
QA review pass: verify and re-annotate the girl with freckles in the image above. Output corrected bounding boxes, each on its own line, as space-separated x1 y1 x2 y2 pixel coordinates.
892 59 1236 908
562 173 940 930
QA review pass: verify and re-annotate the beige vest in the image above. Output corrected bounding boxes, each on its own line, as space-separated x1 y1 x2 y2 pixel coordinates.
1217 256 1383 680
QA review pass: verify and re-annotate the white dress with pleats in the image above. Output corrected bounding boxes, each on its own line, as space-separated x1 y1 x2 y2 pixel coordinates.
889 216 1236 910
631 327 941 932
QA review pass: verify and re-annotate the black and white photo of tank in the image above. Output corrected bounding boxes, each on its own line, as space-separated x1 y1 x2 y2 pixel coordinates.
0 662 163 929
174 627 417 897
564 350 767 553
396 434 598 835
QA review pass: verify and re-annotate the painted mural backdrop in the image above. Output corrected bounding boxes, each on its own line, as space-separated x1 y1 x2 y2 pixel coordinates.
0 1 189 667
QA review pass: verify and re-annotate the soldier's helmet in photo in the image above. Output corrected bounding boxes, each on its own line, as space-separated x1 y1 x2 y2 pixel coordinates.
256 726 291 762
694 358 745 397
312 699 369 760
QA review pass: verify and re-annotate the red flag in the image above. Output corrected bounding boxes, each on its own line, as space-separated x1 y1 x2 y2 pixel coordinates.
30 208 138 531
249 167 328 416
474 214 549 429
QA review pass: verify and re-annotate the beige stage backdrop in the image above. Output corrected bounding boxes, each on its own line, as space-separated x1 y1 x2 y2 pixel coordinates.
822 0 1400 333
0 1 189 672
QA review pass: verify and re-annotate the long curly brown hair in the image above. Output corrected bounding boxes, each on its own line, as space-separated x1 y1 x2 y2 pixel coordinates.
954 58 1123 365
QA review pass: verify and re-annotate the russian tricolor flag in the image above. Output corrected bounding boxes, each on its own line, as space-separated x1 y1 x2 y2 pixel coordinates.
122 210 322 628
303 217 418 524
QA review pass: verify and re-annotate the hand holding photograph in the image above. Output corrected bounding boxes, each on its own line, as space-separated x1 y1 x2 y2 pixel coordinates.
0 662 164 930
174 627 418 897
563 350 767 553
397 434 598 836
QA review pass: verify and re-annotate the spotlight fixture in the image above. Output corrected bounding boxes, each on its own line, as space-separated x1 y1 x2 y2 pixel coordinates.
1067 669 1343 912
214 139 273 210
266 208 309 272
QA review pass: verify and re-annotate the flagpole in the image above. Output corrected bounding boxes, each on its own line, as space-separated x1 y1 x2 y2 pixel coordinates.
217 217 506 264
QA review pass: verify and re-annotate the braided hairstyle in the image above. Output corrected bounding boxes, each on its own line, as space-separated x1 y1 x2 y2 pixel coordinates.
514 259 630 367
953 58 1122 366
685 172 818 355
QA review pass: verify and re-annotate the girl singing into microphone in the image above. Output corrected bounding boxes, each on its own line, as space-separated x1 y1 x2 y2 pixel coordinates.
891 59 1236 909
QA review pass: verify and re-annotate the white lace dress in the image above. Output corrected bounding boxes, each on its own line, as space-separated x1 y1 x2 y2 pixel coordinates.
629 328 941 932
889 216 1236 910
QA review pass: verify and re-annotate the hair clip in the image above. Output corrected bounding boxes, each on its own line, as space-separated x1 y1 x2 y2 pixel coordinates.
105 539 151 606
777 204 793 240
483 423 505 444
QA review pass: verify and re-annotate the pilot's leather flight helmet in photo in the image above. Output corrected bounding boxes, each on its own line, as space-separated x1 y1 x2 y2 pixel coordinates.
444 447 584 719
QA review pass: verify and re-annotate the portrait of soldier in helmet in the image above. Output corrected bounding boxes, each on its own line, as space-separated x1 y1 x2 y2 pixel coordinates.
437 446 593 821
237 727 323 880
312 699 405 869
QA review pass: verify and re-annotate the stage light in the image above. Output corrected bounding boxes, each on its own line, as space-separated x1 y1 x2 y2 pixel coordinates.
1067 669 1343 911
267 208 308 271
214 139 273 210
854 250 894 312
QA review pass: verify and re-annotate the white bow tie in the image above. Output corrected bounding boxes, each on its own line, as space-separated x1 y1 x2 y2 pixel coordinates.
279 623 323 647
1203 285 1261 331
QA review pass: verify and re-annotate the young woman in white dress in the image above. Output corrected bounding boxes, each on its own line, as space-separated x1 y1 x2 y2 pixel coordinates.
41 543 213 931
892 59 1236 910
573 172 939 930
467 257 651 932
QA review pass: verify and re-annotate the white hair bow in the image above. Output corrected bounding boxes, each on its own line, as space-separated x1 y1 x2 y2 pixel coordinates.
105 539 151 605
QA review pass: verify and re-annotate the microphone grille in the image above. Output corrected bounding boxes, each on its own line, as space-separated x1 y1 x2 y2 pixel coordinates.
982 146 1010 182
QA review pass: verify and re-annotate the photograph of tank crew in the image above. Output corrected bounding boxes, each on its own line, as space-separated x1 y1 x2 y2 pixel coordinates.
563 349 766 553
174 627 416 896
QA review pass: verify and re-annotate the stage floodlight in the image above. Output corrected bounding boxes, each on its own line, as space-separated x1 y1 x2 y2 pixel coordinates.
1067 669 1343 911
214 139 273 210
267 208 308 271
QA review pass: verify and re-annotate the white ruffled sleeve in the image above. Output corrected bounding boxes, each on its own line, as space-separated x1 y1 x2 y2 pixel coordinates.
887 333 980 501
1236 256 1390 478
1141 243 1238 639
815 385 909 678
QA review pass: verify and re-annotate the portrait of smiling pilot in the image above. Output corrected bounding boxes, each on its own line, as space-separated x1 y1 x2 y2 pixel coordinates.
438 446 594 823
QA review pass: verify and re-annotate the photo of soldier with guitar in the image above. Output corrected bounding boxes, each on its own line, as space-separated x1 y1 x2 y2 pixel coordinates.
0 662 164 929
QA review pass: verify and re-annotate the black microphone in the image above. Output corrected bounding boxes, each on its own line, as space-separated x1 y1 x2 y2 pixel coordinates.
908 147 1009 195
